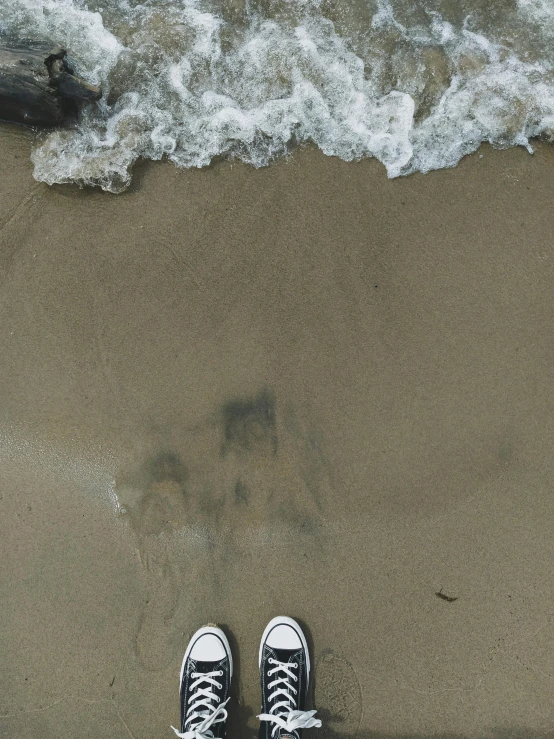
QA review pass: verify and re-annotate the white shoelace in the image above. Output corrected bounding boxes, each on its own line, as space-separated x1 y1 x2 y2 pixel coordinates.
171 670 229 739
257 658 322 737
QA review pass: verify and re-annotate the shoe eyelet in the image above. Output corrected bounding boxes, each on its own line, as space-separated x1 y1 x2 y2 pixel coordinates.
217 682 222 689
218 670 224 676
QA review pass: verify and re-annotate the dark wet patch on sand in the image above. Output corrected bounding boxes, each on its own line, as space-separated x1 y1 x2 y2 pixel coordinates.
117 451 189 537
221 389 278 456
113 391 335 669
234 479 250 505
116 390 333 538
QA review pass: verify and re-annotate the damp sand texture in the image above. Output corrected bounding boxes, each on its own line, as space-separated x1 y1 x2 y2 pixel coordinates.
1 128 554 737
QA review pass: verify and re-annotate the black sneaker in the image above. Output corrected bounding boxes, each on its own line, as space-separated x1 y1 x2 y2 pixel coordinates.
258 616 321 739
172 625 233 739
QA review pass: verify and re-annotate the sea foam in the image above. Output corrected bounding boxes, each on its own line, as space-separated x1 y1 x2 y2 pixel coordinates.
1 0 553 191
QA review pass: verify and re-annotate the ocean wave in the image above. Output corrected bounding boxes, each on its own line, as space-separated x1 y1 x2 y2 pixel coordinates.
2 0 554 191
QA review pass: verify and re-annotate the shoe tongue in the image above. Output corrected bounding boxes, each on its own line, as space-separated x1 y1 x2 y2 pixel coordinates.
271 647 300 664
194 659 223 673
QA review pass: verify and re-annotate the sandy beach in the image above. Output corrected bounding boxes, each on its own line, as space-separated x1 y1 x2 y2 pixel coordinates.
1 126 553 739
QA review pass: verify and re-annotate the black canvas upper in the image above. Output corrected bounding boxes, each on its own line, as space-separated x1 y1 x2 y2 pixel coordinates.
259 641 308 739
179 635 231 739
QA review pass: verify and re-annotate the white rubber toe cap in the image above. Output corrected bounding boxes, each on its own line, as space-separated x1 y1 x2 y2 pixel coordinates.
265 623 303 650
259 616 311 676
189 633 227 661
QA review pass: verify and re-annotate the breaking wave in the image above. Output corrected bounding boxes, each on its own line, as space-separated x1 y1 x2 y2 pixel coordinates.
2 0 554 191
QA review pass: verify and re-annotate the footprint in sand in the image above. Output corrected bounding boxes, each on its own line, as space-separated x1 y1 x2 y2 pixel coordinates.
316 652 363 739
116 452 189 671
134 548 180 671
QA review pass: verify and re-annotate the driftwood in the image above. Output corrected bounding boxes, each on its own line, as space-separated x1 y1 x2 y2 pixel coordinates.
0 39 101 127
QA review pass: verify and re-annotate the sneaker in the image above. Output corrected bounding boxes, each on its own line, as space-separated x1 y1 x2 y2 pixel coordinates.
171 625 233 739
258 616 322 739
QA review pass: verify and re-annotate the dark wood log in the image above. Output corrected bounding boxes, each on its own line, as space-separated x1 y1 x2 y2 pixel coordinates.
0 38 101 127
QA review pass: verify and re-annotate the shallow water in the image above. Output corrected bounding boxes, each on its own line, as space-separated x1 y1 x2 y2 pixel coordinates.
2 0 554 191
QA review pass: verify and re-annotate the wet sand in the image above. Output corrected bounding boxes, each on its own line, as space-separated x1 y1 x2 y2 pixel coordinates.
1 128 553 739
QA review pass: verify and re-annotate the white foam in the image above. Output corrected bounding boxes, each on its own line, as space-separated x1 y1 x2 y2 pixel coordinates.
1 0 553 191
518 0 554 29
1 0 123 82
